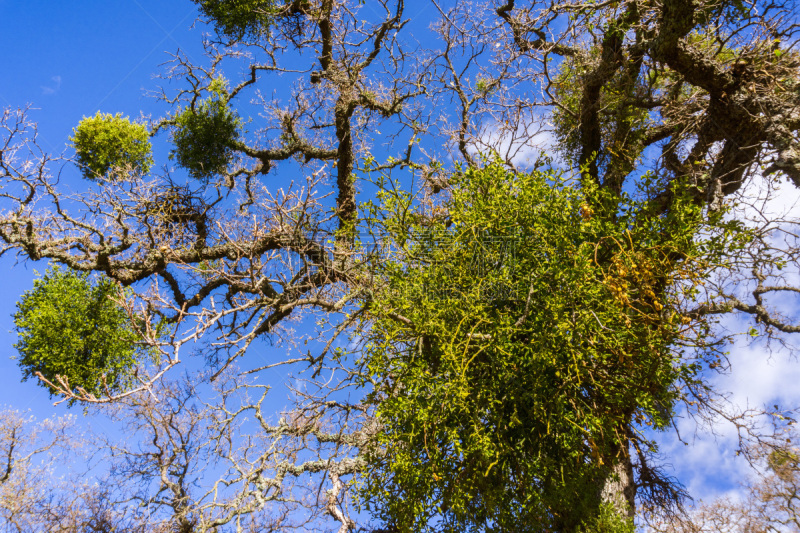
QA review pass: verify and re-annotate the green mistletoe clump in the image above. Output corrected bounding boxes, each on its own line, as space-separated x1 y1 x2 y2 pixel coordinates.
70 112 153 180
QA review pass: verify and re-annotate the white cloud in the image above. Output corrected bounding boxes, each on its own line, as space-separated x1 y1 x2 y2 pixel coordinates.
40 75 62 96
656 335 800 504
733 172 800 222
656 173 800 508
469 117 564 169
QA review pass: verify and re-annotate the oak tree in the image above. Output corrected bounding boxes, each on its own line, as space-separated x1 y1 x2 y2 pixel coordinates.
0 0 799 531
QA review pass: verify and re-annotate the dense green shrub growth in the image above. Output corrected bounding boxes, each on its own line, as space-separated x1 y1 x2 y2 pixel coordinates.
13 266 142 399
171 88 240 182
70 112 153 181
359 162 743 532
195 0 280 40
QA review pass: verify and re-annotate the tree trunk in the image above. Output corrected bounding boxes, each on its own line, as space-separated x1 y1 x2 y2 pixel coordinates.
600 445 636 520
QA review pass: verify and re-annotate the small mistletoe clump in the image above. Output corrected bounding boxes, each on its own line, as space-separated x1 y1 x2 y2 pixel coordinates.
170 82 240 182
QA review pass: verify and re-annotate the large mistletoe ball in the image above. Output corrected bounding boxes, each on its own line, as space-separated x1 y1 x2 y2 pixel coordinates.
70 112 153 181
13 266 141 399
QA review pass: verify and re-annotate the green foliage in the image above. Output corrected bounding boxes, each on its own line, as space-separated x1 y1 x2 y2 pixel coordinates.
13 266 142 399
171 86 240 182
194 0 280 40
578 504 635 533
70 112 153 181
359 162 720 532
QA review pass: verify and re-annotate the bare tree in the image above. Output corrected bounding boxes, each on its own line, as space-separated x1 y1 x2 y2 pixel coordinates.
94 371 375 532
0 368 378 532
647 426 800 532
1 0 419 526
0 408 77 533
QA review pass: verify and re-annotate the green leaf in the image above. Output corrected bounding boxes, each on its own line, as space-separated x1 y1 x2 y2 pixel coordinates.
194 0 280 40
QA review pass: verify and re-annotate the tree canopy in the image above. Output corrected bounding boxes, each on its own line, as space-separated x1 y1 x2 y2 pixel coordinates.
360 162 746 531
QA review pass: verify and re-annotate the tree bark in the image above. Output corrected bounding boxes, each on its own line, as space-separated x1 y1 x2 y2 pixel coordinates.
600 446 637 521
